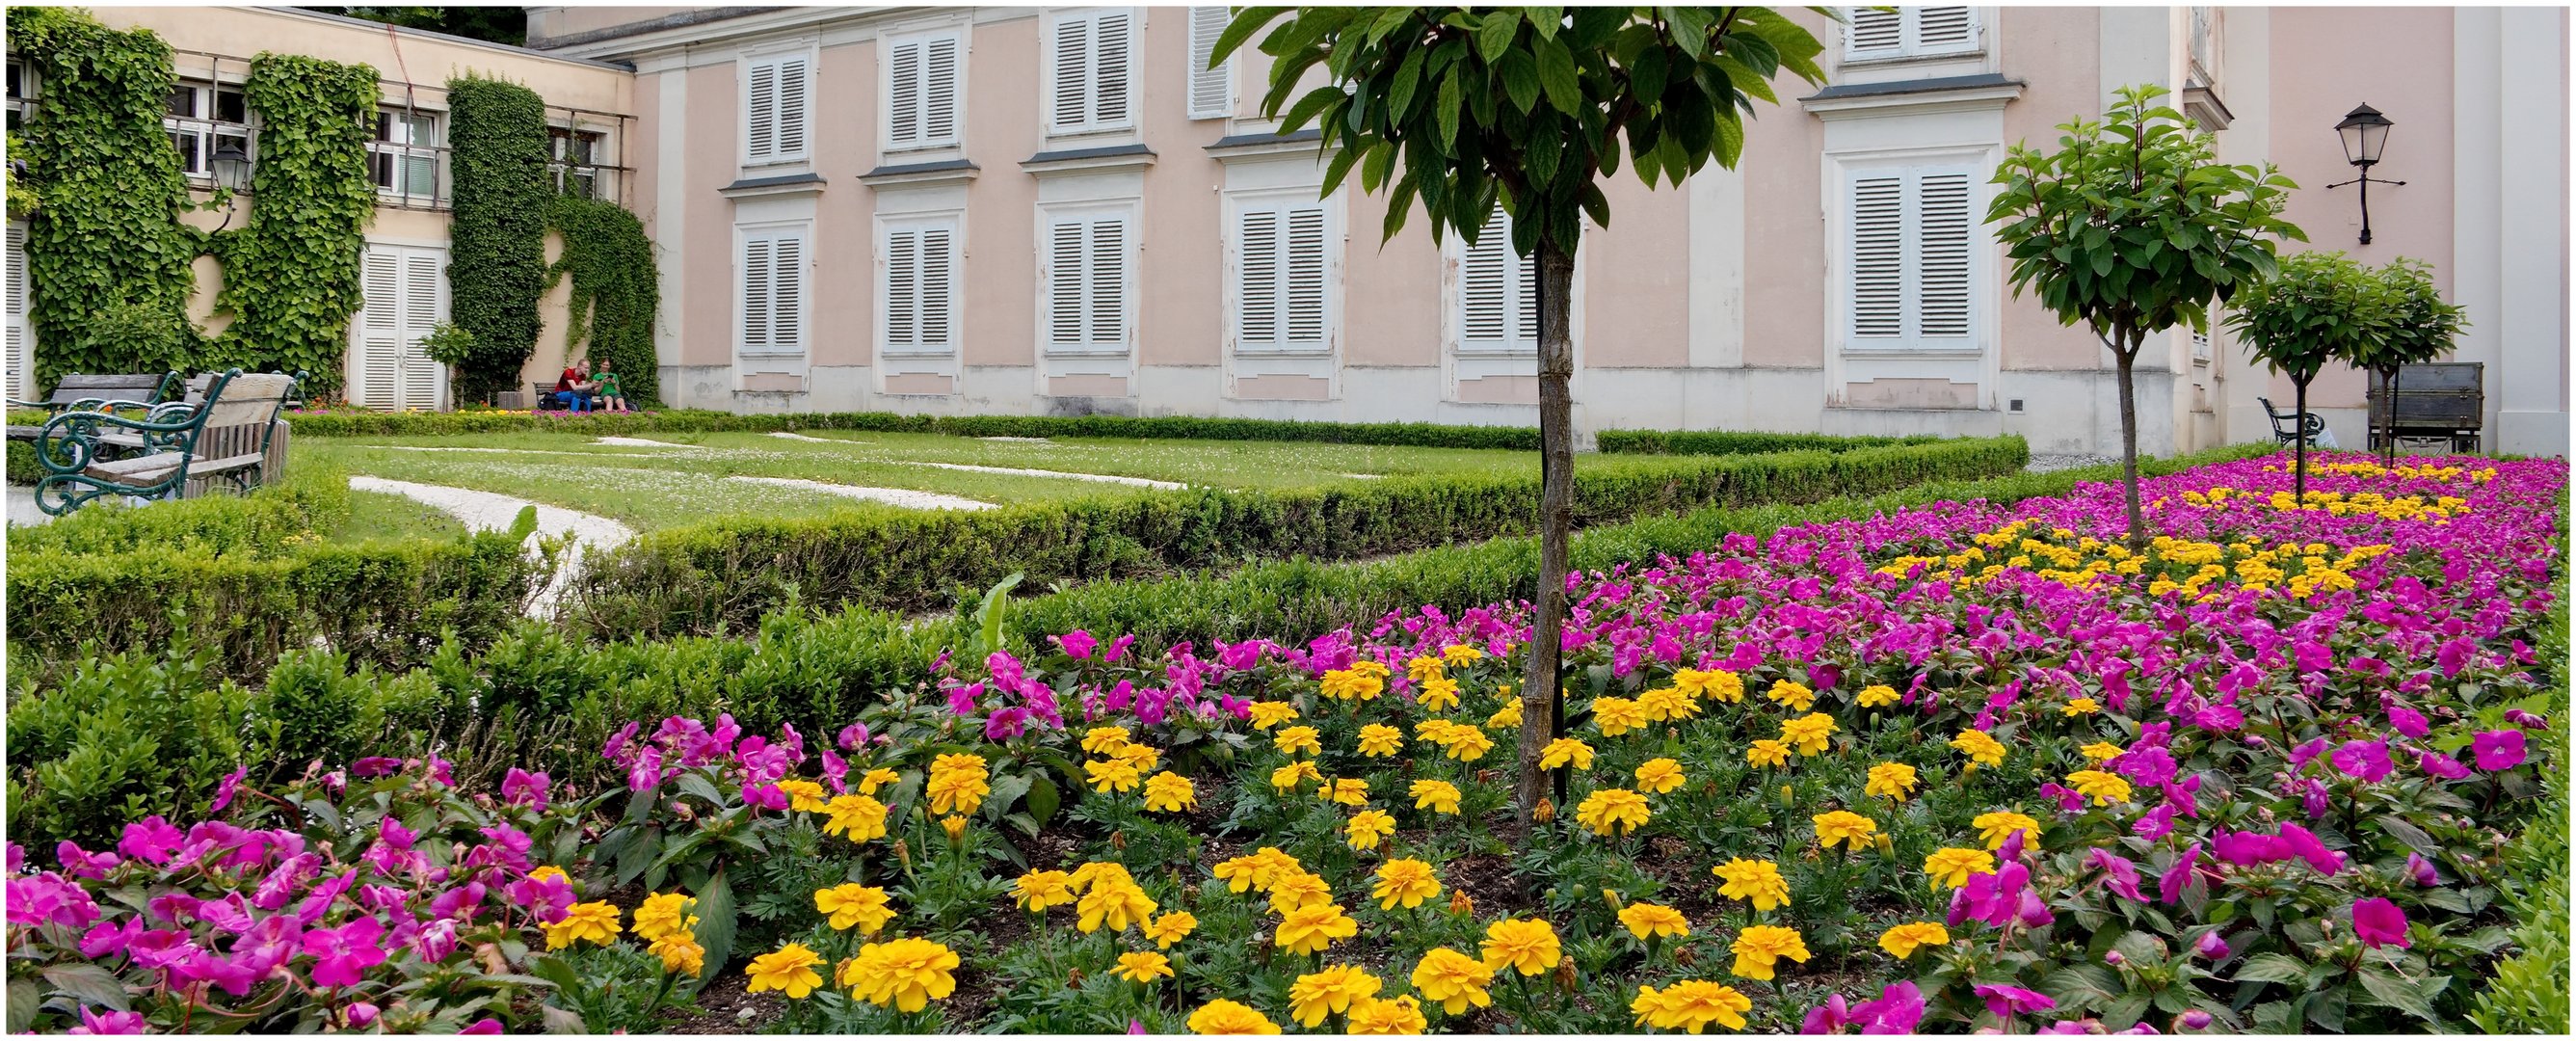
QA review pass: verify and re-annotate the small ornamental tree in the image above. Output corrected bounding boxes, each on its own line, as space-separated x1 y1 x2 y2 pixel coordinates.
2353 257 2469 467
2225 252 2391 499
1987 85 2303 549
1216 6 1826 829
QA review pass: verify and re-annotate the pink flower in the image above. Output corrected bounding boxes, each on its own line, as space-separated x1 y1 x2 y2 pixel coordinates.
1802 994 1853 1034
500 769 551 813
2193 930 2230 960
302 916 388 987
1053 629 1099 660
350 757 406 779
2086 849 2147 902
2420 750 2472 780
117 816 184 866
66 1008 146 1035
210 764 250 814
2384 704 2431 738
462 1018 504 1034
1973 983 2058 1018
347 1002 382 1028
2472 730 2527 770
56 841 120 880
2404 852 2441 887
8 872 102 928
2329 739 2393 783
2351 897 2410 949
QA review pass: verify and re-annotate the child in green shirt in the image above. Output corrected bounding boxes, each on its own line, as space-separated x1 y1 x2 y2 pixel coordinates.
594 358 627 413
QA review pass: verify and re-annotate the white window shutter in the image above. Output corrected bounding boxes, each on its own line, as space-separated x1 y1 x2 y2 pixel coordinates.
1915 172 1974 338
1187 7 1233 120
4 222 29 403
1051 18 1091 131
356 251 402 410
746 61 778 161
923 37 960 144
1048 219 1089 349
886 227 920 349
1459 212 1509 351
774 57 810 158
1914 8 1978 52
741 237 774 353
770 233 805 353
1088 217 1127 346
1284 207 1326 349
1848 175 1904 341
1845 8 1902 58
1094 12 1132 126
888 40 922 147
399 250 443 410
1236 208 1279 349
919 225 954 351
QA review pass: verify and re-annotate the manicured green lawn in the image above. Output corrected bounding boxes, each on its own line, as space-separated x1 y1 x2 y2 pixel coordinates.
332 489 469 545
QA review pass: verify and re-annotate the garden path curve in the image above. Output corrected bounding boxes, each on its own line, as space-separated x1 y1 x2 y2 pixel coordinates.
346 476 634 618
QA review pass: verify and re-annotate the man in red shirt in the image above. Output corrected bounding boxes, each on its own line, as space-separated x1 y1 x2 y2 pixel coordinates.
552 359 598 413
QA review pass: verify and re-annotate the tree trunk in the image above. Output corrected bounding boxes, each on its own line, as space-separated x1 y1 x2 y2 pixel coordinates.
2382 365 2403 467
1511 236 1579 836
2111 322 2148 553
2293 376 2310 501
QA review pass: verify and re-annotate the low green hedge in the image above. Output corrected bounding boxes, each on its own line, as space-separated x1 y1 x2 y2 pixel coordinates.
1592 428 1943 455
5 462 351 558
6 441 2265 846
565 436 2031 637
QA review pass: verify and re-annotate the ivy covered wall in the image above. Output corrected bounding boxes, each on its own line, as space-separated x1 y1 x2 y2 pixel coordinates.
208 54 380 394
546 196 659 406
443 74 551 402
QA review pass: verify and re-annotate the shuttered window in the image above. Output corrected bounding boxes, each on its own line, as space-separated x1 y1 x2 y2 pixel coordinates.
1844 165 1978 351
1844 7 1980 60
887 32 961 150
1049 9 1134 134
352 243 447 412
1041 210 1132 354
739 224 810 357
744 53 811 163
882 217 960 358
1456 210 1540 355
1235 200 1333 354
5 222 33 403
1186 7 1233 120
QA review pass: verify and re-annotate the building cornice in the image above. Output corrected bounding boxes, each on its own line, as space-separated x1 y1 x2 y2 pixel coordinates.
1799 73 2025 119
1021 144 1158 177
861 159 982 189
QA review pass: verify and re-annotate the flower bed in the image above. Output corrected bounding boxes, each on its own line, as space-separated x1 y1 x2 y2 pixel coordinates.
7 452 2563 1034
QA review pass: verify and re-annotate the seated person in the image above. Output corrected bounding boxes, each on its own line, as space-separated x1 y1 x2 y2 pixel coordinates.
594 358 628 414
552 360 597 413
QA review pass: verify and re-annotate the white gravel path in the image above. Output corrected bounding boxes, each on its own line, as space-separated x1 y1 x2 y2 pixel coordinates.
765 431 864 444
594 436 700 449
347 476 635 618
893 460 1186 490
724 475 996 511
375 445 664 458
977 436 1055 443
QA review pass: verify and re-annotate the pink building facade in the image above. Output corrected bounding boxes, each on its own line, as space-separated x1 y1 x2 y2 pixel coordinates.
530 6 2570 456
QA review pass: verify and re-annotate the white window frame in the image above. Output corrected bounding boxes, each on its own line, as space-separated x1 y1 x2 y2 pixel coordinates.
547 123 608 199
1043 8 1139 137
8 58 38 131
1447 210 1543 359
740 48 815 167
368 108 441 206
1035 200 1138 357
1225 188 1341 358
877 211 964 360
167 79 252 183
1185 7 1234 120
1829 151 1988 356
735 220 812 360
1842 6 1982 62
882 27 965 154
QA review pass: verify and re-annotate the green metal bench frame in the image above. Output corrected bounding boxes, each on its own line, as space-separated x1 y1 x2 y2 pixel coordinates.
34 369 300 516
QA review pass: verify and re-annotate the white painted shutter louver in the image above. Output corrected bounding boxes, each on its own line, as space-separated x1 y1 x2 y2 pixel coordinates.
923 38 959 143
774 57 809 158
746 56 809 161
1237 210 1278 346
1847 167 1978 350
769 235 805 353
1044 214 1128 353
1915 8 1978 52
399 250 443 410
919 227 953 350
1187 7 1233 120
1089 219 1128 345
356 251 402 410
4 223 29 403
1285 208 1325 345
1052 11 1133 132
1916 173 1974 337
889 40 921 146
1048 219 1088 349
1848 175 1904 340
1236 201 1332 353
1846 7 1977 59
1094 12 1131 127
885 223 957 355
1460 211 1540 354
889 37 961 148
746 62 778 161
741 237 774 354
1846 8 1902 57
1051 18 1090 130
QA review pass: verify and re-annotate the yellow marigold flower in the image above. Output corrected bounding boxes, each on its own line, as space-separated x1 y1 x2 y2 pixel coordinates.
926 754 990 815
1766 680 1817 711
1416 718 1461 743
1357 724 1406 758
1406 655 1446 682
1274 725 1323 756
941 814 968 842
1269 760 1322 791
1417 677 1461 713
1712 858 1792 912
1486 697 1524 729
1877 921 1950 959
777 779 830 813
1077 880 1157 934
649 932 705 976
1728 924 1811 981
821 794 890 843
1618 901 1691 940
1144 911 1198 948
1320 668 1384 702
1187 999 1282 1034
1266 869 1333 913
1973 811 2041 850
1371 859 1443 910
1923 847 1999 890
1813 810 1878 850
1746 739 1792 768
1116 950 1175 983
1410 779 1463 814
1144 771 1198 814
1865 762 1920 801
1247 701 1301 731
631 893 699 943
1857 684 1900 708
1273 902 1358 956
1638 686 1699 723
1443 726 1494 761
2080 740 2126 762
2062 697 2102 717
1539 737 1596 771
744 942 825 999
1325 777 1370 807
1411 948 1496 1015
1781 713 1839 757
856 767 901 796
1116 742 1162 773
2066 769 2134 805
1288 964 1382 1028
1576 787 1653 837
1071 861 1135 894
1347 995 1429 1035
838 936 960 1012
1082 726 1133 755
1677 667 1744 704
813 884 896 935
1479 918 1562 976
1592 697 1651 736
544 900 622 949
1086 757 1143 794
1014 869 1075 912
1636 980 1754 1033
1442 643 1485 666
528 866 570 884
1346 810 1397 851
1634 758 1686 794
1213 847 1298 894
1950 730 2006 767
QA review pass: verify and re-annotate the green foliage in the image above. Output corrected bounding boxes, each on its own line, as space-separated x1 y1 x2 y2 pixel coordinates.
4 639 261 846
207 53 379 393
2466 536 2570 1036
445 75 552 402
2225 251 2390 388
1594 428 1940 455
545 195 660 405
6 7 200 388
419 321 480 367
1219 6 1826 254
5 461 350 558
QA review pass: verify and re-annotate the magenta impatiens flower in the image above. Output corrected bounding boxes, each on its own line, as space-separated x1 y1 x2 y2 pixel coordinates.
2330 739 2394 783
2472 730 2527 771
500 768 551 813
2420 750 2472 780
2351 897 2410 949
1973 983 2058 1018
66 1007 146 1035
301 916 387 986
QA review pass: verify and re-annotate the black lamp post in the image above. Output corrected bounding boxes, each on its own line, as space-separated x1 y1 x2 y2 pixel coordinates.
210 139 252 231
2326 103 2404 244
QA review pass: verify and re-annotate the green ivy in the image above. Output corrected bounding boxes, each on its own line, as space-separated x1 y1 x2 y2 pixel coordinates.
7 7 201 388
444 74 550 403
544 195 659 405
207 53 378 394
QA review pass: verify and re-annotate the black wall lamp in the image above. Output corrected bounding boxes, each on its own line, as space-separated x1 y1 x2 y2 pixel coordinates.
2326 103 2404 245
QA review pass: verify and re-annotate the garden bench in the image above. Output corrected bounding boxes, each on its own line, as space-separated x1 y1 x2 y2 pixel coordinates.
33 369 299 516
2258 396 2327 447
2368 361 2483 453
4 371 180 441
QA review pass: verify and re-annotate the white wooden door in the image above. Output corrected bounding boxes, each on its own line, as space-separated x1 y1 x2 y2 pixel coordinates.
351 242 448 411
5 221 33 402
